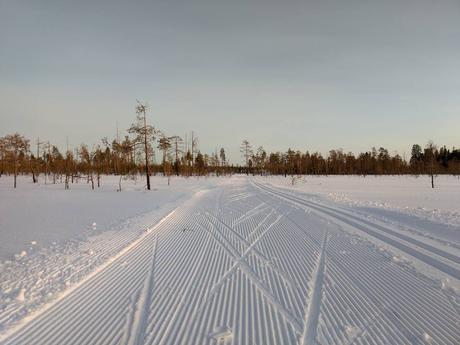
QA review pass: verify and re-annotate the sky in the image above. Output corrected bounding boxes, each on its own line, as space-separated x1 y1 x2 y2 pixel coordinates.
1 0 459 163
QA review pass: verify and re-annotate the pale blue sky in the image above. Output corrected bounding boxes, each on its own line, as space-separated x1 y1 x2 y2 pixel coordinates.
1 0 459 163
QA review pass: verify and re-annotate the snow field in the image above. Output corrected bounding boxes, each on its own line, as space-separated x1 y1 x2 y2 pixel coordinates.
0 175 224 335
0 175 459 344
0 177 459 344
264 175 460 228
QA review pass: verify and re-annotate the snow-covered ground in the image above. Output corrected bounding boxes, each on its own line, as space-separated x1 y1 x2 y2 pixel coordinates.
0 175 223 259
0 175 459 344
0 175 224 336
264 175 460 228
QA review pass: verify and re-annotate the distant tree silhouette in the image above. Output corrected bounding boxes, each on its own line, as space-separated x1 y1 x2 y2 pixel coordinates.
129 101 155 190
2 133 29 188
240 140 252 175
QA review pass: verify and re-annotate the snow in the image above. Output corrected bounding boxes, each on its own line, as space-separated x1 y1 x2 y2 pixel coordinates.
424 332 433 343
15 289 25 303
0 175 459 344
264 174 460 228
208 325 233 340
0 174 224 336
0 175 222 259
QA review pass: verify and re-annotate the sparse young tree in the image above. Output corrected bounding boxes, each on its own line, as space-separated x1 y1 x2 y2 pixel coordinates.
191 132 198 174
209 151 220 175
195 151 206 175
410 144 423 176
253 146 267 175
94 145 105 188
157 134 173 183
219 148 226 175
3 133 29 188
79 144 95 189
185 150 193 176
129 101 155 190
64 150 72 190
219 148 226 165
42 141 50 184
0 137 6 177
240 140 252 175
170 136 184 176
29 153 38 183
425 140 437 188
50 146 64 184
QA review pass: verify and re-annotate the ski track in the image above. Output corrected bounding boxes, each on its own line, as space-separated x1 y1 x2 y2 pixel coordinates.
1 177 459 345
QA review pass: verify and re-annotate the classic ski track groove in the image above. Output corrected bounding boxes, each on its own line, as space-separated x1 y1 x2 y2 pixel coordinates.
299 231 328 345
252 179 460 279
124 236 158 345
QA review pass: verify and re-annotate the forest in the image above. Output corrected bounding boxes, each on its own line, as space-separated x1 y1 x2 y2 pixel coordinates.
1 103 459 189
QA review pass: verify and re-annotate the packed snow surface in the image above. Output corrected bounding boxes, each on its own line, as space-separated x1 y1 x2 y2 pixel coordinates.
0 175 459 344
266 175 460 228
0 175 222 259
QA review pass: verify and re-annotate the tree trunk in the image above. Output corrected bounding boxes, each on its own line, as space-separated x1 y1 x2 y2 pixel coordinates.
118 175 122 192
14 157 17 188
143 111 151 190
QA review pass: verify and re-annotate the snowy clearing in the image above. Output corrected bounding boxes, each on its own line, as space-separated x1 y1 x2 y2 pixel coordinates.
0 175 223 259
265 175 460 229
0 175 459 344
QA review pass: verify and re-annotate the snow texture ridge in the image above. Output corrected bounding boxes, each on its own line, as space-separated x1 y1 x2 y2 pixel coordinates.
0 176 459 344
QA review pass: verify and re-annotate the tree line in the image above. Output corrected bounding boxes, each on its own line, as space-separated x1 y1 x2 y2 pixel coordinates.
0 102 459 189
0 102 230 189
240 140 460 177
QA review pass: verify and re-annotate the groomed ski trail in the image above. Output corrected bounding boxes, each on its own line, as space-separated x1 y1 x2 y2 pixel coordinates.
1 177 459 345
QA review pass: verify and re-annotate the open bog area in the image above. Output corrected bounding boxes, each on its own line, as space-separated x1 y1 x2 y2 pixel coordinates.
0 175 459 345
264 175 460 228
0 175 224 259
